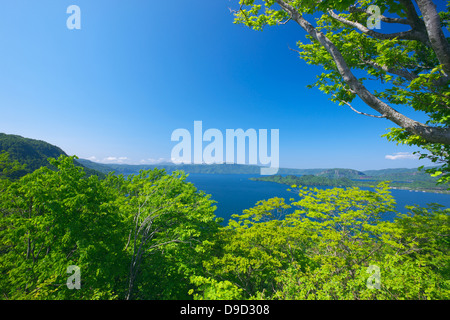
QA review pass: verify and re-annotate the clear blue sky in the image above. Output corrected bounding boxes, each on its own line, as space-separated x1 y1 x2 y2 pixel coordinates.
0 0 435 170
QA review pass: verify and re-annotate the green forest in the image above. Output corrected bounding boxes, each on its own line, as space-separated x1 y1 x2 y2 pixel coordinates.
251 172 450 193
2 0 450 301
1 152 449 300
0 133 105 179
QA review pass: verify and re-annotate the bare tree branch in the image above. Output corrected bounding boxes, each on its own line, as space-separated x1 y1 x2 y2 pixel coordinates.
327 9 430 45
278 18 291 25
339 100 387 118
348 6 411 25
359 57 418 81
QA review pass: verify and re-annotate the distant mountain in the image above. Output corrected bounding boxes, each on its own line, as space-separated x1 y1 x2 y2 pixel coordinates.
362 167 430 176
361 168 436 182
0 133 104 179
77 160 265 175
75 159 120 174
81 160 443 191
1 132 440 185
315 168 366 179
78 158 436 179
313 167 436 183
77 159 328 176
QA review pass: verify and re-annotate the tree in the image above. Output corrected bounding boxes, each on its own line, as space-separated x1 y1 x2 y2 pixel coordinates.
232 0 450 182
108 169 220 300
0 156 221 300
0 156 128 299
0 151 26 182
189 197 297 299
191 183 450 300
272 183 449 300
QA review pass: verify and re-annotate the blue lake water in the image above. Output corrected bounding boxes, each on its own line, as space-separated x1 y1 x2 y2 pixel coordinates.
185 173 450 225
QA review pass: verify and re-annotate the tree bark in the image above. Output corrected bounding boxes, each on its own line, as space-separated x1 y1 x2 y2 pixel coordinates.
274 0 450 145
415 0 450 76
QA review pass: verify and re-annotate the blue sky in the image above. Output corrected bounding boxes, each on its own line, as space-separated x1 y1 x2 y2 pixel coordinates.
0 0 436 170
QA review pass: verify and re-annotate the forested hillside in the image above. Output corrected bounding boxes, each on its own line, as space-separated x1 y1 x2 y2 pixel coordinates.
315 168 366 179
1 155 448 300
0 133 103 179
252 172 449 193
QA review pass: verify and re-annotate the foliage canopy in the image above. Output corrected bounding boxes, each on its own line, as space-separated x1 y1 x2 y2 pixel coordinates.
232 0 450 184
0 154 448 300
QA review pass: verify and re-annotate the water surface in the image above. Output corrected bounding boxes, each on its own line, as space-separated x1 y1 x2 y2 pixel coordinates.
185 173 450 224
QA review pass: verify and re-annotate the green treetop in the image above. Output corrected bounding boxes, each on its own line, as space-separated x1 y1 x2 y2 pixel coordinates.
232 0 450 183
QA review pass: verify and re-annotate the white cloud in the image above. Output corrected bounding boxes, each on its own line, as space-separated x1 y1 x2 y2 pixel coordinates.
385 152 419 160
139 158 168 164
102 156 129 164
86 156 99 162
84 156 169 165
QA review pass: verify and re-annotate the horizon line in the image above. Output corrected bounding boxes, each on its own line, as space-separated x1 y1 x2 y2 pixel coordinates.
78 158 432 172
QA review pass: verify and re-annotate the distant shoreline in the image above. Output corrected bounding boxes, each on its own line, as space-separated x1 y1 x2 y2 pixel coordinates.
249 175 450 195
388 186 450 194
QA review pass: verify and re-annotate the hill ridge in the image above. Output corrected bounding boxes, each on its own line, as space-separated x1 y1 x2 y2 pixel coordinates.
0 133 103 178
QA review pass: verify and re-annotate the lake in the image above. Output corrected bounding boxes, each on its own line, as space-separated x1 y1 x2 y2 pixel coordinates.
185 173 450 225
